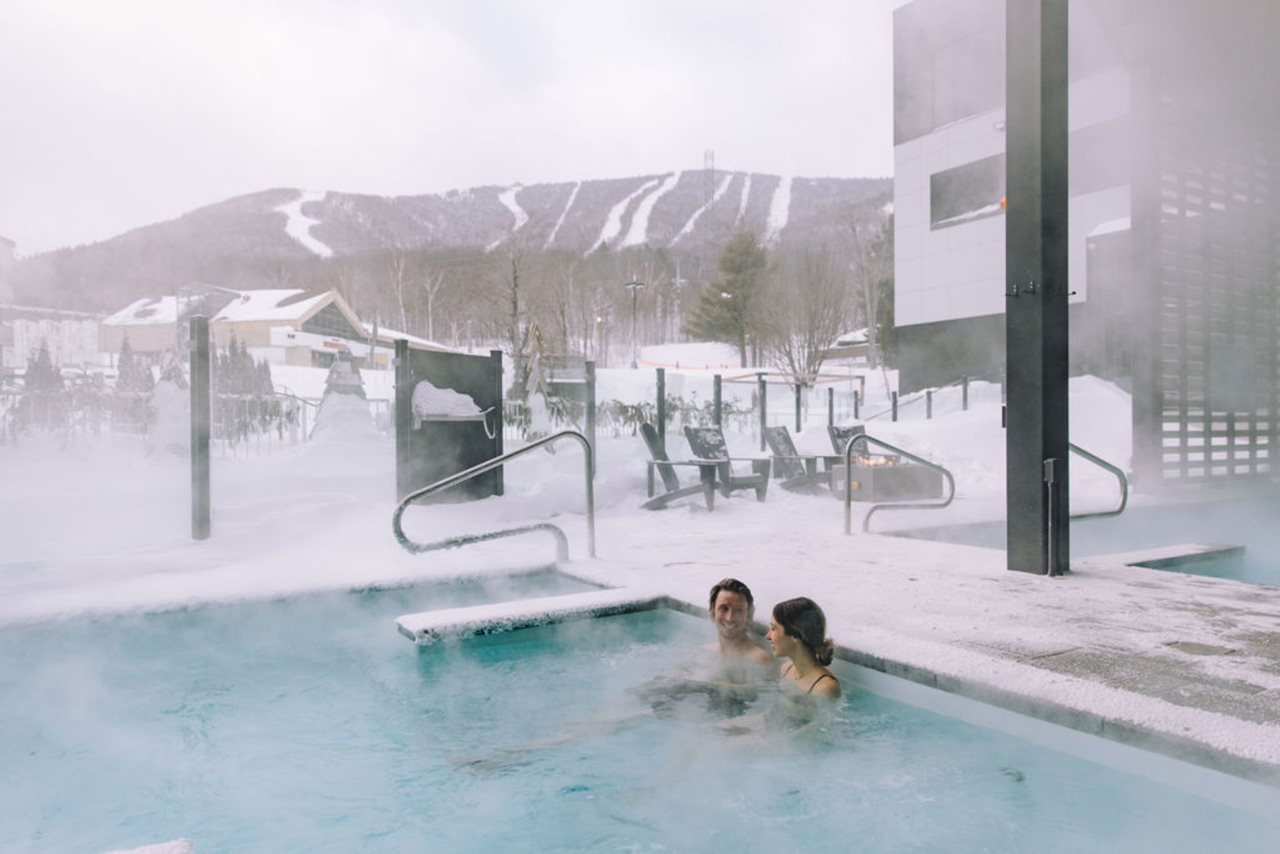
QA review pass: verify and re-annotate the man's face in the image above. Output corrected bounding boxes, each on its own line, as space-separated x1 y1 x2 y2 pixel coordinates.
711 590 751 641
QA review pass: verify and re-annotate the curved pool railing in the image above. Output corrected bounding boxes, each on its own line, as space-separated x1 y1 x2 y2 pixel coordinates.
392 429 596 559
1068 442 1128 521
843 434 956 534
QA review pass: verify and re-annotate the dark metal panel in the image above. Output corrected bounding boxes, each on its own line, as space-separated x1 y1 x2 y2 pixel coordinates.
1005 0 1070 574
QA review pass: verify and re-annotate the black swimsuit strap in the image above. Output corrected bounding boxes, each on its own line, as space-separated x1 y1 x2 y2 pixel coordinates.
806 673 835 694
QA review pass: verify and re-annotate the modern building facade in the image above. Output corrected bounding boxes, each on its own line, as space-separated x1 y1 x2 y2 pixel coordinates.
893 0 1279 488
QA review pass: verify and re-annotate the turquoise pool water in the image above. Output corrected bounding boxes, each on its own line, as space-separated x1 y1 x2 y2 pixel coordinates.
1 581 1277 852
895 496 1280 585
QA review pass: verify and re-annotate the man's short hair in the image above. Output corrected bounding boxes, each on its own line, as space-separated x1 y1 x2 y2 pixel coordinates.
708 577 755 615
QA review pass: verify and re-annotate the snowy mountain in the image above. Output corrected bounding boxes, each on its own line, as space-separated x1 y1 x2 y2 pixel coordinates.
12 173 889 312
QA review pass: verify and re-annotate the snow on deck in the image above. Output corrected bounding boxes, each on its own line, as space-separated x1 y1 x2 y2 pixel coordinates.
620 171 681 248
589 177 660 254
275 190 333 258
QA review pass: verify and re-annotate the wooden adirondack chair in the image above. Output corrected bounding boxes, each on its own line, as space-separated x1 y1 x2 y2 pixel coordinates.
827 423 868 456
682 426 771 501
763 425 842 493
639 422 718 510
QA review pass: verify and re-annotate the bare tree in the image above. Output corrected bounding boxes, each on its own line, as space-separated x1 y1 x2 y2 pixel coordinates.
768 248 853 384
387 252 410 332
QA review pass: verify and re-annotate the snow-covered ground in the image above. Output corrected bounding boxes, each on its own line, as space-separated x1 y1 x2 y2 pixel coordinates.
2 344 1278 780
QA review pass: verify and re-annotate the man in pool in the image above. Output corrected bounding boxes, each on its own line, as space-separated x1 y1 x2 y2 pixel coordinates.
636 578 774 718
454 578 774 773
706 577 775 675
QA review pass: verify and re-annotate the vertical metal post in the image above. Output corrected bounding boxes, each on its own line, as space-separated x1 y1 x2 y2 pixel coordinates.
926 389 933 419
656 367 666 454
1130 66 1163 491
827 387 835 426
962 376 970 411
1006 0 1070 575
891 391 898 422
757 372 767 450
394 339 411 499
713 373 723 427
189 316 211 540
854 390 860 420
490 349 505 496
794 383 803 432
585 360 597 477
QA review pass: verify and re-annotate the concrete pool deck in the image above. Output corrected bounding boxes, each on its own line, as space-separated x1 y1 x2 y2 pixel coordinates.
555 498 1280 786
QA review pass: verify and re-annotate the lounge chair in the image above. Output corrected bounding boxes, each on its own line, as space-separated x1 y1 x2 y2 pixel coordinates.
763 425 842 493
827 423 868 456
639 422 718 510
682 426 771 501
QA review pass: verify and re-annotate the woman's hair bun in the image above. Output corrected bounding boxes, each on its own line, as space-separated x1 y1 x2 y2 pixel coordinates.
815 639 835 666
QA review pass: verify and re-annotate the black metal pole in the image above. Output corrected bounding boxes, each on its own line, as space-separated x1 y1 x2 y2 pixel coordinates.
656 367 666 454
585 360 597 477
794 383 803 432
926 389 933 420
891 391 898 422
1006 0 1070 575
827 387 834 426
854 389 860 420
713 374 723 427
962 376 970 411
394 338 411 500
189 316 211 540
757 372 767 450
491 349 505 496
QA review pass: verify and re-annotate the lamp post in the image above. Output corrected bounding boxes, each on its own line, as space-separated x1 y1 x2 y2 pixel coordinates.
624 279 645 369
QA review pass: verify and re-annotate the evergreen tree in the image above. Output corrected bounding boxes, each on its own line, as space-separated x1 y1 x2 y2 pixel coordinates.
25 341 62 392
684 232 769 367
869 216 897 365
116 337 155 393
256 359 274 396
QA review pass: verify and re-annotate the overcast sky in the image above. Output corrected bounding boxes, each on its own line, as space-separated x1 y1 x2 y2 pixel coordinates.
1 0 900 255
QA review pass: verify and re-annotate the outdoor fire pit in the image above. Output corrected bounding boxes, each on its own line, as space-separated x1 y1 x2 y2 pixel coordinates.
831 453 945 502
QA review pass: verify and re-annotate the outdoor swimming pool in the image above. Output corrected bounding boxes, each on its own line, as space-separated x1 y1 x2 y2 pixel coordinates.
2 578 1277 851
894 496 1280 585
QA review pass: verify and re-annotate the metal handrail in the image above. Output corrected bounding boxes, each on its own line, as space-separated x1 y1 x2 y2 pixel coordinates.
392 429 595 558
843 434 956 534
1069 442 1128 520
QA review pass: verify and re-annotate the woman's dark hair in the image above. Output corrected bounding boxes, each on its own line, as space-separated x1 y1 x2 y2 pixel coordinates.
772 597 834 666
708 577 755 616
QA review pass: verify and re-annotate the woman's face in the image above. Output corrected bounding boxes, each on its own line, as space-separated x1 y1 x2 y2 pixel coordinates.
765 618 796 658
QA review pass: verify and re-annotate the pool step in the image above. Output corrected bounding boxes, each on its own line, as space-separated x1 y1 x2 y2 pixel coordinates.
1097 542 1245 569
396 587 667 645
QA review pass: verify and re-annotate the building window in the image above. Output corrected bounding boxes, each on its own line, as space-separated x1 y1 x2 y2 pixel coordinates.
302 304 363 341
930 154 1006 229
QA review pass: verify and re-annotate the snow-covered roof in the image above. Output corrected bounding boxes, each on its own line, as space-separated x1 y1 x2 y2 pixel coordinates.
362 323 456 353
103 296 182 326
215 289 329 322
835 327 870 346
104 289 335 327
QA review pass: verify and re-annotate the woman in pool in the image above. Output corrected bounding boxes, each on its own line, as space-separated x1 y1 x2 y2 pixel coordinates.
765 597 840 700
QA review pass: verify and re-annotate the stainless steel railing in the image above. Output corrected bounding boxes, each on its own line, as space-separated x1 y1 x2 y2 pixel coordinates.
392 429 595 559
842 434 956 534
